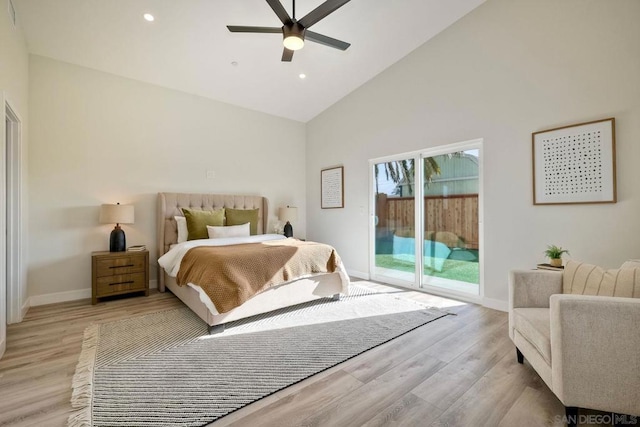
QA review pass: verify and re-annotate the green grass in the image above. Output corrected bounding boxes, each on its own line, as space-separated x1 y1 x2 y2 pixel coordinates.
375 254 479 284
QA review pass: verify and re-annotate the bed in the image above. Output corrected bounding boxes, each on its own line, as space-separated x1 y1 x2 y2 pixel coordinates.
156 192 349 332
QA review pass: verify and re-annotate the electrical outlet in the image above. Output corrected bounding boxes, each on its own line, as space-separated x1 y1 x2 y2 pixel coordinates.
206 170 216 179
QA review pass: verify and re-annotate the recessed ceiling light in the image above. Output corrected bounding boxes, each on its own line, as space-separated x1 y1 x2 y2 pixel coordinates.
143 13 155 22
299 73 306 79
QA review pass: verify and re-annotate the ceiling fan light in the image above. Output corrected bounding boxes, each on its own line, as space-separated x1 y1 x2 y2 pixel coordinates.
283 35 304 51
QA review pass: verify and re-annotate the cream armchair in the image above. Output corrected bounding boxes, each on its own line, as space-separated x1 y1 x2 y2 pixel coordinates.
509 270 640 426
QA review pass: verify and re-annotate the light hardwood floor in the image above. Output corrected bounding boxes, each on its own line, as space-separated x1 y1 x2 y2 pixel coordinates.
0 281 610 427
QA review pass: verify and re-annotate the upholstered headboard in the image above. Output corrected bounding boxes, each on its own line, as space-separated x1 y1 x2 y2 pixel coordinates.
156 192 268 291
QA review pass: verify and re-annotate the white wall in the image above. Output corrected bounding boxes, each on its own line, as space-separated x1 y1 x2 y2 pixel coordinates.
28 55 306 298
0 2 29 325
0 4 28 114
306 0 640 305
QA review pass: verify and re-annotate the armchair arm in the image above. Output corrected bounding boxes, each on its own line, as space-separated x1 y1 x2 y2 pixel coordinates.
509 270 563 309
509 270 563 340
550 294 640 415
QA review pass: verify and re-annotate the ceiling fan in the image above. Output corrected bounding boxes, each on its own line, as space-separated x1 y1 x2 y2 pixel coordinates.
227 0 352 62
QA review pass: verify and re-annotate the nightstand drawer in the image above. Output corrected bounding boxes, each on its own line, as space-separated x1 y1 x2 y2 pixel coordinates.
96 272 147 295
92 250 149 304
95 255 145 277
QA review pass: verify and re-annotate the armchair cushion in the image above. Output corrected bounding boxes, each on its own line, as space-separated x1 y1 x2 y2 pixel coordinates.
563 261 640 298
512 308 551 365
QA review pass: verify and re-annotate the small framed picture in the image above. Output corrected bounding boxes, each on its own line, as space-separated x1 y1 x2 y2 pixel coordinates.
532 118 616 205
321 166 344 209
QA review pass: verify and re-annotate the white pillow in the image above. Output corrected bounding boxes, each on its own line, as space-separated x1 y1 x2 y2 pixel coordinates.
175 216 188 243
207 222 250 239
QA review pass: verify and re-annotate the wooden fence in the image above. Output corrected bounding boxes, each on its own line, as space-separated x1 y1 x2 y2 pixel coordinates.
376 194 479 249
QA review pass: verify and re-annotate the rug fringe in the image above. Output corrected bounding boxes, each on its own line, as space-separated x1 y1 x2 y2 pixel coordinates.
67 323 99 427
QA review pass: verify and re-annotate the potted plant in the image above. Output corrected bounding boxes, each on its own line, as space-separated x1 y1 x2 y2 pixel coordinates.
544 245 569 267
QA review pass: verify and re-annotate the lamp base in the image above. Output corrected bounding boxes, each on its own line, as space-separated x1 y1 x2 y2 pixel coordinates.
284 221 293 238
110 225 126 252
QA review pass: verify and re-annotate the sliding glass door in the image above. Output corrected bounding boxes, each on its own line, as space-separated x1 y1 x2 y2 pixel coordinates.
421 149 480 296
372 157 416 285
370 141 482 299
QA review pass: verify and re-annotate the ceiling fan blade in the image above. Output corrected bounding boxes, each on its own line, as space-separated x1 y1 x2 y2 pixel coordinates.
266 0 293 26
306 31 350 50
298 0 351 28
227 26 282 33
281 48 294 62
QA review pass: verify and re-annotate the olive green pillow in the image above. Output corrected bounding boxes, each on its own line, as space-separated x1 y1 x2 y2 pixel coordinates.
181 208 225 240
225 208 259 235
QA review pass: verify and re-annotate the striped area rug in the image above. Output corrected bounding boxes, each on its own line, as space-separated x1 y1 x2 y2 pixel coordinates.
69 285 449 427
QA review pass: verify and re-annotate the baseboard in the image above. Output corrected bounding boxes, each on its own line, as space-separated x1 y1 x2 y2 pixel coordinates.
347 269 369 280
0 338 5 359
29 280 158 307
29 288 92 307
482 296 508 312
21 299 30 319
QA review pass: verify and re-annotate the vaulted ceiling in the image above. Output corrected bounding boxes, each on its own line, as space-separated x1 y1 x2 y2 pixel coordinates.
13 0 485 122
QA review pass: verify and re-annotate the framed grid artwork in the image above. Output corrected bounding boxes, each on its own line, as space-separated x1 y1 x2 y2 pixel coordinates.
321 166 344 209
532 118 616 205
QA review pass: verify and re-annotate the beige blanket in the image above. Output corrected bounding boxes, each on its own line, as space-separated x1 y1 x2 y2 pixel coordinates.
176 239 342 313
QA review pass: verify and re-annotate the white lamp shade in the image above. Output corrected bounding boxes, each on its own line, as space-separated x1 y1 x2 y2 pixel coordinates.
99 204 134 224
278 207 298 223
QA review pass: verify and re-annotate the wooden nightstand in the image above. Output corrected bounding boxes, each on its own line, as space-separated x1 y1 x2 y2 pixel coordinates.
91 250 149 304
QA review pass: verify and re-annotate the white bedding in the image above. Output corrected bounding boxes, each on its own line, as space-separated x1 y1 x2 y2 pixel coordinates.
158 234 349 316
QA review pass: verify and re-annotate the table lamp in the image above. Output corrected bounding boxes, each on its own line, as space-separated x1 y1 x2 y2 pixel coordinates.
99 203 134 252
278 206 298 238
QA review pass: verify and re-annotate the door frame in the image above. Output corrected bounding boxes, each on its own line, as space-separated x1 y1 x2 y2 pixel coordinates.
0 94 5 357
3 93 25 327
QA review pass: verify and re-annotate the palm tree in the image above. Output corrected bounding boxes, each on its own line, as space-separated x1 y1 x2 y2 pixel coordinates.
375 155 455 194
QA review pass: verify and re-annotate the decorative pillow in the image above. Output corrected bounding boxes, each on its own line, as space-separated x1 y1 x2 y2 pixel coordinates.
181 207 225 240
174 216 188 243
621 259 640 269
207 222 250 239
563 260 640 298
225 208 259 235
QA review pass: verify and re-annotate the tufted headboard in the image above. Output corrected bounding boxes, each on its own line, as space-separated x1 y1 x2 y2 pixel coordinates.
156 192 269 291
